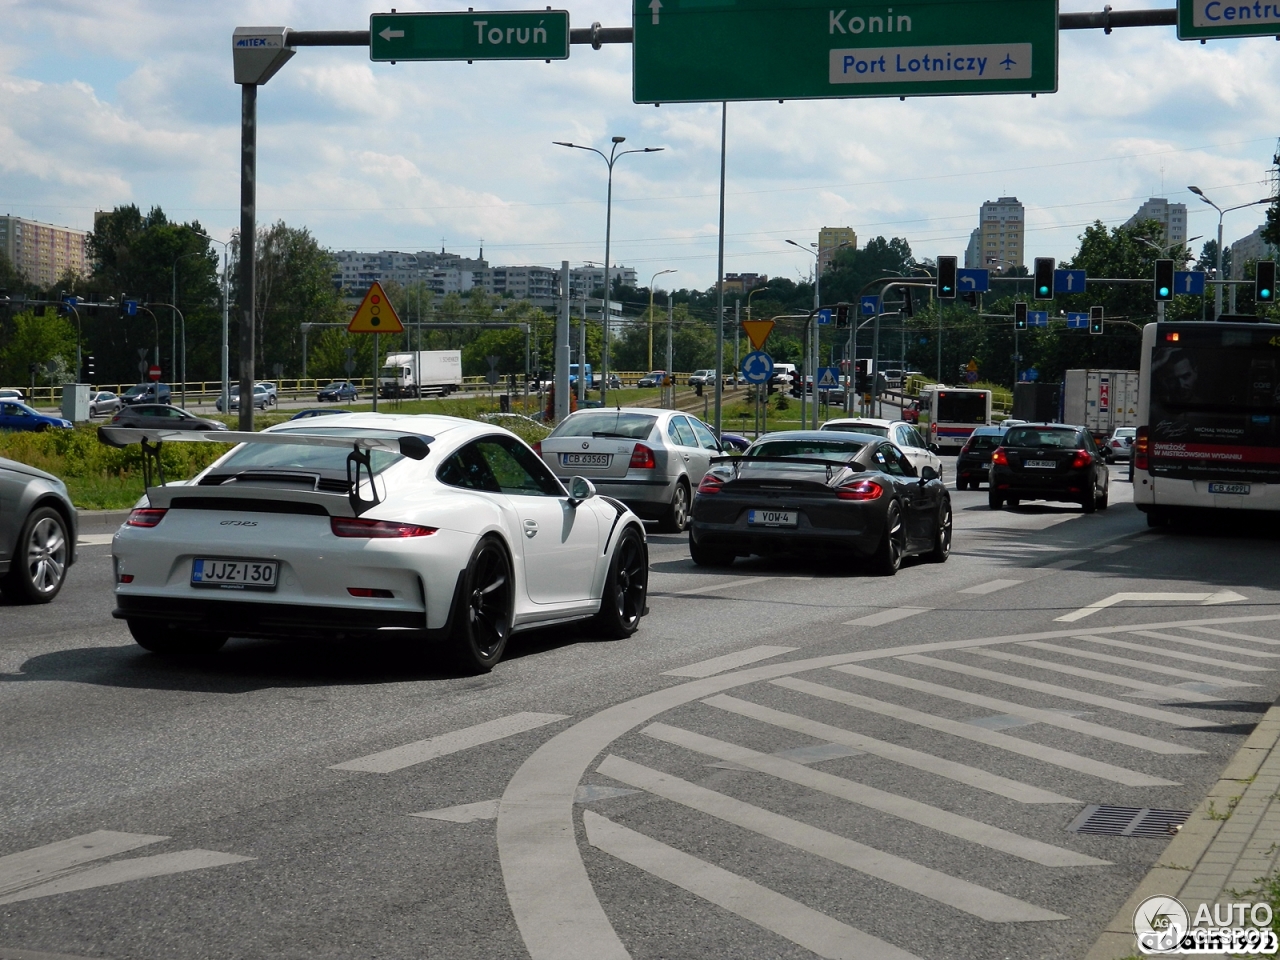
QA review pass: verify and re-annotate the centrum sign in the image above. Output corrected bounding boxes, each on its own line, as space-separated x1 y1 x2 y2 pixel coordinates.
1178 0 1280 39
369 11 570 61
633 0 1057 103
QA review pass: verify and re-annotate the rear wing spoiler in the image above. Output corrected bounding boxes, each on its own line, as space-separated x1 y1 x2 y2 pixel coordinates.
708 455 863 483
97 426 433 515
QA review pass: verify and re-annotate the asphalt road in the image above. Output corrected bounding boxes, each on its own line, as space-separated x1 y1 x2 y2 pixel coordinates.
3 465 1279 960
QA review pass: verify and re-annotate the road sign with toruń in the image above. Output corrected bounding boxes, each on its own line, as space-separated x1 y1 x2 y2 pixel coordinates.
1178 0 1280 39
348 281 404 333
741 319 775 351
370 11 570 61
633 0 1057 103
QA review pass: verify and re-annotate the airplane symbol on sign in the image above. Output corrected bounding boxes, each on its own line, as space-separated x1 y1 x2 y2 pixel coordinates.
1001 54 1016 70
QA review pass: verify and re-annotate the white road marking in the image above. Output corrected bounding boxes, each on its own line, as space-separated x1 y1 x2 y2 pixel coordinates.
1021 641 1261 687
958 579 1024 595
331 712 569 773
666 575 809 597
829 664 1198 755
1075 635 1271 672
1129 629 1280 658
597 755 1066 922
843 607 931 627
411 800 500 823
0 831 166 897
964 647 1230 702
774 677 1178 787
642 723 1107 867
582 811 924 960
664 645 797 678
1055 590 1246 622
703 694 1076 804
0 850 253 906
76 533 114 546
1184 626 1280 647
899 654 1219 728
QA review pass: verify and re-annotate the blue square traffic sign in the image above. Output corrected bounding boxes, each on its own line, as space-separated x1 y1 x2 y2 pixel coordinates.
1053 269 1087 295
1174 271 1207 296
956 268 989 293
1028 310 1049 327
1066 312 1089 329
860 296 879 316
817 308 832 325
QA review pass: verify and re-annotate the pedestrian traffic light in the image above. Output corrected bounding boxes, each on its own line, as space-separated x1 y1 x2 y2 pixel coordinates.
835 304 850 328
82 355 96 381
937 256 957 300
1154 259 1174 302
1014 302 1028 330
1256 260 1276 305
1034 258 1055 301
901 287 914 317
1089 305 1104 335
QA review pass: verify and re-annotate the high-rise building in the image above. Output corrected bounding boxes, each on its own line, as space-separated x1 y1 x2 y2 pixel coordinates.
977 198 1025 273
818 227 857 274
0 215 90 288
1229 224 1278 279
963 228 982 269
1123 197 1188 248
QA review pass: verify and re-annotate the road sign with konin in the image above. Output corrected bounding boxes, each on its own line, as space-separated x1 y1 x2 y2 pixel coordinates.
633 0 1058 103
956 268 989 293
370 11 570 61
741 351 774 384
348 281 404 334
1175 270 1207 296
1178 0 1280 39
1053 269 1086 295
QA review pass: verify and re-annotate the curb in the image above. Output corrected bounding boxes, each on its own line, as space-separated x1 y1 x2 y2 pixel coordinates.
75 508 131 533
1085 699 1280 960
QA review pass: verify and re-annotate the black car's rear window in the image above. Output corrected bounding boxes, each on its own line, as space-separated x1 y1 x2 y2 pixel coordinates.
967 435 1002 451
1003 427 1081 449
749 440 863 460
550 412 657 440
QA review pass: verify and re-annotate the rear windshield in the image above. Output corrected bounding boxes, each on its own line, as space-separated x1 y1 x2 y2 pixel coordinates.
967 435 1002 451
824 423 888 438
209 428 405 477
936 392 988 424
749 440 863 460
1003 427 1081 449
550 412 657 440
1113 428 1136 438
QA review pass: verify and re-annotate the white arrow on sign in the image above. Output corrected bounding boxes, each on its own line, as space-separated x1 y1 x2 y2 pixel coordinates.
1055 590 1246 623
961 276 977 288
649 0 662 24
379 26 405 41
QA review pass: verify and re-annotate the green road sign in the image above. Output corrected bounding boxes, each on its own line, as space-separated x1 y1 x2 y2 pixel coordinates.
1177 0 1280 39
370 10 570 61
633 0 1058 103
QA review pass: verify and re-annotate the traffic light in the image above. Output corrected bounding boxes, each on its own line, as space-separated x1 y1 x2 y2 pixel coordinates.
937 256 957 299
1034 258 1055 301
1154 259 1174 302
1089 305 1104 335
961 291 978 306
1256 260 1276 305
901 287 914 317
854 359 870 393
835 304 850 328
82 355 96 382
1014 302 1028 331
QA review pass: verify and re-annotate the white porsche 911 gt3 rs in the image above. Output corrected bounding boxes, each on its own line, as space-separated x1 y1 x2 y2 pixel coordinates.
102 414 649 672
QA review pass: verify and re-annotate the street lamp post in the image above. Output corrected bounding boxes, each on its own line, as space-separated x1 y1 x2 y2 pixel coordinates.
1188 186 1272 318
554 137 664 405
648 268 677 372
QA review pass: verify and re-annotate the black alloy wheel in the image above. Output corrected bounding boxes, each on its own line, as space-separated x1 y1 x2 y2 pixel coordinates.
871 501 906 576
1 506 70 604
451 536 514 673
660 481 690 533
1081 483 1098 514
927 501 953 563
593 526 649 639
127 619 228 655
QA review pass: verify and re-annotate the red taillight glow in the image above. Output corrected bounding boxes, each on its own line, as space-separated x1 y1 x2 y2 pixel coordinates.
697 474 723 495
1165 332 1180 342
629 443 656 469
959 441 972 456
836 479 884 501
1069 450 1092 470
347 587 395 598
330 517 438 538
991 447 1008 466
126 508 167 527
532 441 542 456
1135 426 1149 471
118 574 134 583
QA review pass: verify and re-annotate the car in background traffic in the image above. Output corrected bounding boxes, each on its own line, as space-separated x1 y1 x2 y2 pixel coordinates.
290 408 354 420
0 401 73 432
0 456 77 603
0 388 25 402
109 405 228 432
257 381 279 403
535 407 722 532
953 424 1008 490
719 433 751 453
1103 426 1137 462
989 423 1109 512
121 383 171 406
89 391 121 418
689 430 951 575
637 371 668 389
821 418 943 480
317 381 360 402
217 383 276 412
688 369 716 387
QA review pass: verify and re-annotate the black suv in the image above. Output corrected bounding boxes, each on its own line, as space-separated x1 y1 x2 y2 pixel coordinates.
121 382 171 406
989 423 1109 512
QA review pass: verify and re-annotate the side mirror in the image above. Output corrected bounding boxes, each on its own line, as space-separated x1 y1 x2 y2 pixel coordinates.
920 466 939 482
927 442 940 454
568 476 596 502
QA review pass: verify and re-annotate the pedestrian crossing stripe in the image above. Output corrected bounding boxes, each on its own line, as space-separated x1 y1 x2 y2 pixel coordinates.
347 280 404 333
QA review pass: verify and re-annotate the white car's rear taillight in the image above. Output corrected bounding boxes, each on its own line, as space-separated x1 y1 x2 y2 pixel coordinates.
330 517 438 538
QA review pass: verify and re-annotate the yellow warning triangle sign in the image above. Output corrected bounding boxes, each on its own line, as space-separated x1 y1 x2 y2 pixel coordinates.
741 319 775 352
347 281 403 334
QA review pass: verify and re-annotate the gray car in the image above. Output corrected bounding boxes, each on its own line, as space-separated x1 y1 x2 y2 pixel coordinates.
0 457 77 603
536 407 722 532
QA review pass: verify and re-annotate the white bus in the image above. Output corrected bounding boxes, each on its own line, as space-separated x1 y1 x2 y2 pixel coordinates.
1134 320 1280 526
919 386 993 452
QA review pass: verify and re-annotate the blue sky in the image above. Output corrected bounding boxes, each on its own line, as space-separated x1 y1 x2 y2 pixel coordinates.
1 0 1277 290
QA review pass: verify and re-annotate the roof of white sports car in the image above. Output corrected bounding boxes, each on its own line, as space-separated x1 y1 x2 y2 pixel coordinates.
264 412 503 442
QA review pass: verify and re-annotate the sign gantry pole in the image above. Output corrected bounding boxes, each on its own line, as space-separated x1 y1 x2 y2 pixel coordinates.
713 102 726 436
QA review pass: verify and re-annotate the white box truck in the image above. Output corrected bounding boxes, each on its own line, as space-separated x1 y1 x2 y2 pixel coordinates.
1062 369 1139 438
379 350 463 398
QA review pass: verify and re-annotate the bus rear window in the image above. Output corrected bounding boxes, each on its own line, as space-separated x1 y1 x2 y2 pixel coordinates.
936 393 987 424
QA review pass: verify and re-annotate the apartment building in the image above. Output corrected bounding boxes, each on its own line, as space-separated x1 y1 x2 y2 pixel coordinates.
818 227 857 274
977 198 1025 272
0 215 90 288
1123 197 1188 248
1229 224 1278 278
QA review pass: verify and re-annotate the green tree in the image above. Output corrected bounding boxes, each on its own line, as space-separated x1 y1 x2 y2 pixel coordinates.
0 309 78 388
308 327 376 381
821 237 917 304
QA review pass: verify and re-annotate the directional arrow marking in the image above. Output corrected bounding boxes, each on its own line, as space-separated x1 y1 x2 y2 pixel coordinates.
961 276 976 288
649 0 662 24
1054 591 1246 623
379 27 405 41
